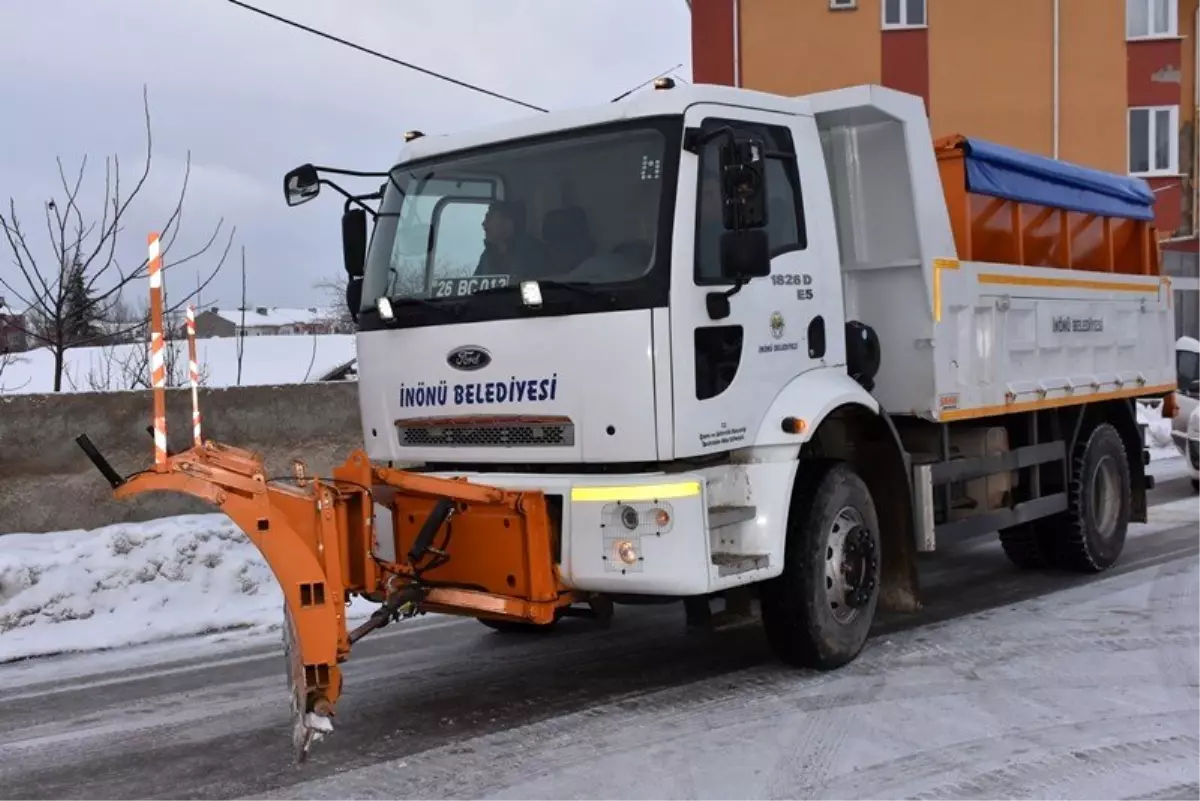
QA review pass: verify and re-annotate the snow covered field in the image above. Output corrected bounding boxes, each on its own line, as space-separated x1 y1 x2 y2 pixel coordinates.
0 514 379 663
0 334 357 394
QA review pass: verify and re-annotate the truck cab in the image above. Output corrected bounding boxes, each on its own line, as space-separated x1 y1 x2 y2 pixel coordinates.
348 83 854 470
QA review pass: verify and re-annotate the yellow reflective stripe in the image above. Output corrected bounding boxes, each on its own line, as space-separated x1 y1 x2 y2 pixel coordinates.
570 481 701 503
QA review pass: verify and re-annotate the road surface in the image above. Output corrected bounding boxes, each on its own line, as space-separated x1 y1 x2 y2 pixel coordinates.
0 467 1196 800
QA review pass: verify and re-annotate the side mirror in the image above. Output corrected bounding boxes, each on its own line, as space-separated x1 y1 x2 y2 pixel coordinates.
719 229 770 280
719 136 767 231
341 207 367 279
284 164 321 206
345 276 363 324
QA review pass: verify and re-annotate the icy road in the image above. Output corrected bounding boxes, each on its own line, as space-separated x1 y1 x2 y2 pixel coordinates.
0 465 1196 800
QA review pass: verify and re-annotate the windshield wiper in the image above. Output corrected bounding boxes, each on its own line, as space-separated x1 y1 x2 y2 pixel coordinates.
381 296 465 319
470 280 617 303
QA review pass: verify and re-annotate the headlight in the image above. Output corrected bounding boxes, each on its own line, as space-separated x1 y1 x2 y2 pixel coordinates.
601 501 674 573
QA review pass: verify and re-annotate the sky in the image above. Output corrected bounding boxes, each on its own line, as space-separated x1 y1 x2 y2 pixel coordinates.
0 0 693 314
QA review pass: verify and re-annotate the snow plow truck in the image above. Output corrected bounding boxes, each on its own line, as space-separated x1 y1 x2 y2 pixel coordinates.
77 82 1178 762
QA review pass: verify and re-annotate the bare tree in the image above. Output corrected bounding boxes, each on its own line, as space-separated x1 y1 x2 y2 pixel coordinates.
0 350 30 393
312 255 465 332
84 299 209 392
315 273 353 328
0 85 235 391
236 247 246 386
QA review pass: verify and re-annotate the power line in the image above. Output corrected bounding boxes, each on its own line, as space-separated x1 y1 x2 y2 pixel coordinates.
222 0 549 113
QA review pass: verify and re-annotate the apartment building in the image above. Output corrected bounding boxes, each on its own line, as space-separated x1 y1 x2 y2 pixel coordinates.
691 0 1199 338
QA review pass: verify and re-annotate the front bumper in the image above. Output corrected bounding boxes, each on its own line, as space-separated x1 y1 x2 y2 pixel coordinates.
429 470 713 595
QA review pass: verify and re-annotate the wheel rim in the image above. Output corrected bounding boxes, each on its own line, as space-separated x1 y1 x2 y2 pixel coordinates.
1090 454 1121 538
824 506 878 625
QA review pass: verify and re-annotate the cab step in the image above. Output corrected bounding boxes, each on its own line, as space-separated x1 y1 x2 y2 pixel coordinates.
708 505 756 530
711 552 769 576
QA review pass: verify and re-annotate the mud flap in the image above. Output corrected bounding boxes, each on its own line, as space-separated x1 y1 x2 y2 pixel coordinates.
283 605 332 763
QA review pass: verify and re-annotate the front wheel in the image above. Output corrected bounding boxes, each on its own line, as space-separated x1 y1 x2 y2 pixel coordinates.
760 460 881 670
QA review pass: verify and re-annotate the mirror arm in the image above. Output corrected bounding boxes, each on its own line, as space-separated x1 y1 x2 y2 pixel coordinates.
341 192 381 219
310 165 389 179
704 278 747 322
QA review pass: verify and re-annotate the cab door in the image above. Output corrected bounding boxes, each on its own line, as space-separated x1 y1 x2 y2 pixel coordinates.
669 104 841 458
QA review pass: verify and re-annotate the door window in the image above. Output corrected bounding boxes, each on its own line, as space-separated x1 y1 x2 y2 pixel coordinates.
694 119 807 285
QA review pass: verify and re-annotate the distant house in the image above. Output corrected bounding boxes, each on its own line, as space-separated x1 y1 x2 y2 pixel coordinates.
0 297 27 353
192 306 351 339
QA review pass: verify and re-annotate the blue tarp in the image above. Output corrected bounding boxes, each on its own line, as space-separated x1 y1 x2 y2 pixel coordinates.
957 137 1156 221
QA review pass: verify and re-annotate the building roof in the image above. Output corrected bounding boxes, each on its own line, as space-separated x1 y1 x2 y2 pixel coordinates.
204 306 339 328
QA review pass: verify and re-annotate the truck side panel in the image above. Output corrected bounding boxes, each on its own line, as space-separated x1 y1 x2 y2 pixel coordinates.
933 260 1175 421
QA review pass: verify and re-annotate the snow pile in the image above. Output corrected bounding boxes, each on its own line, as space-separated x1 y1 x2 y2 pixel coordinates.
1 334 357 395
0 514 378 663
1137 398 1179 460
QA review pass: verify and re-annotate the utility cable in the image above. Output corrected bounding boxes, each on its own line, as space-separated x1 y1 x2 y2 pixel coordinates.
222 0 549 113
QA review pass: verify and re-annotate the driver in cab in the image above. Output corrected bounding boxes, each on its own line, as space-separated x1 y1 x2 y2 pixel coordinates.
474 200 549 281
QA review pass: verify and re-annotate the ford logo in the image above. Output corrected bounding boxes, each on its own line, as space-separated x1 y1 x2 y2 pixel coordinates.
447 346 491 371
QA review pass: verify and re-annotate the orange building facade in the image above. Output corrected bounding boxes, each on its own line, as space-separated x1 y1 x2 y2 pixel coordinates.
691 0 1199 337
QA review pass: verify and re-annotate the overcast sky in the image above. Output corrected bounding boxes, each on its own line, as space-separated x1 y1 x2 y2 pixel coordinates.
0 0 692 314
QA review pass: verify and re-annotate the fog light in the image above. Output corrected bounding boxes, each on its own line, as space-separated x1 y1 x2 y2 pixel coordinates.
616 540 638 565
376 296 395 321
652 507 670 527
619 505 639 530
520 280 543 308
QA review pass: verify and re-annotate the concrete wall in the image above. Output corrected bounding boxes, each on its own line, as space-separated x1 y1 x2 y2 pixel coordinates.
0 382 362 534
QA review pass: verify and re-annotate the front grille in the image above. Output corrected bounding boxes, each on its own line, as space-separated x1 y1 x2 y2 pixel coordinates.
397 417 575 448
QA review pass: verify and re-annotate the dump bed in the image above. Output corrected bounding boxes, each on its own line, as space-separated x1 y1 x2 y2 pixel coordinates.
804 85 1176 422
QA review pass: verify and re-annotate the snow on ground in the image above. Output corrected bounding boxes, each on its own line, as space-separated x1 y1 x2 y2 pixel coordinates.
0 442 1190 665
1138 397 1180 461
0 334 357 394
0 514 377 663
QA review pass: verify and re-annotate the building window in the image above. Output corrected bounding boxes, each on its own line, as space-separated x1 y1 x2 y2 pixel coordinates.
1128 105 1179 175
883 0 925 29
1126 0 1177 39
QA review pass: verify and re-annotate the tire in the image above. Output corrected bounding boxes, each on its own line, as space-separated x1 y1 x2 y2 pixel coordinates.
998 521 1052 569
1191 477 1199 492
1045 422 1131 573
760 460 881 670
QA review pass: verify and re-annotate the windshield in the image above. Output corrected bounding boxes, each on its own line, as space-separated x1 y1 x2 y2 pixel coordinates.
361 119 677 314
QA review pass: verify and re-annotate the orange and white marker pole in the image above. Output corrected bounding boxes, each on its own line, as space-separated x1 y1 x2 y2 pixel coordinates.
147 232 168 470
186 304 202 447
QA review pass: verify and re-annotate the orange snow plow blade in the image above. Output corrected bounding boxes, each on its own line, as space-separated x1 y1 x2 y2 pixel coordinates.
75 435 573 763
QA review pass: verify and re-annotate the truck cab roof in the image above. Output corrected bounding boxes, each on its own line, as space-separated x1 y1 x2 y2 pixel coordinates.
390 82 817 167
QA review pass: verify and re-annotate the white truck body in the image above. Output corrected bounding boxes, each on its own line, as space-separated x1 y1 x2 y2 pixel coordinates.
349 82 1175 598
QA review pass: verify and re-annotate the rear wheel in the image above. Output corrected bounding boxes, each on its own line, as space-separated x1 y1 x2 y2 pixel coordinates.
760 460 881 670
1045 422 1131 572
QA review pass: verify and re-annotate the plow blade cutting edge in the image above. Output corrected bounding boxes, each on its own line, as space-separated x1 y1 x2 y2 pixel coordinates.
77 436 573 764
